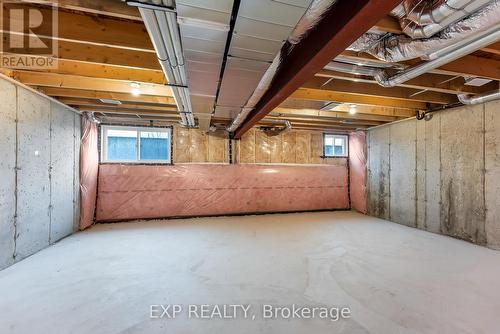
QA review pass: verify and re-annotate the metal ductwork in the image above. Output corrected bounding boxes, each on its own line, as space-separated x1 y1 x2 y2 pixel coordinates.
259 119 292 136
335 0 500 105
374 24 500 87
127 0 195 127
224 0 337 133
458 90 500 104
392 0 492 39
324 61 382 77
348 0 500 62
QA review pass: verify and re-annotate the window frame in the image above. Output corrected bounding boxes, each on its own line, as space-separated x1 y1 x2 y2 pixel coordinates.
100 124 173 164
322 133 349 158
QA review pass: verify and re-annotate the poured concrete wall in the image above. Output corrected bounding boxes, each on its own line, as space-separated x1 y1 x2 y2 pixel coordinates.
367 100 500 249
0 77 80 270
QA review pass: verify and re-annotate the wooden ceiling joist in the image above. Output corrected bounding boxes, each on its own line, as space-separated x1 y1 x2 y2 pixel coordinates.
36 87 175 105
24 0 142 21
265 115 384 127
291 88 426 110
77 106 179 116
433 55 500 81
271 107 404 123
3 4 152 51
316 69 491 95
0 34 160 70
30 60 165 83
59 99 177 111
371 17 500 56
7 71 172 96
340 51 500 81
373 16 402 34
302 77 458 104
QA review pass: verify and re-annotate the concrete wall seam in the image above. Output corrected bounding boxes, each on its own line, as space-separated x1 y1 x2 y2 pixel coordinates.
367 101 499 249
0 77 81 271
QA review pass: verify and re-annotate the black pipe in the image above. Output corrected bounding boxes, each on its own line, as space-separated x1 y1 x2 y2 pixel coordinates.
416 102 464 120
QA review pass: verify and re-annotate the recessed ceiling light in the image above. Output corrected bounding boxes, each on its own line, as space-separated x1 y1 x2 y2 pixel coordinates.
348 104 357 114
130 82 141 96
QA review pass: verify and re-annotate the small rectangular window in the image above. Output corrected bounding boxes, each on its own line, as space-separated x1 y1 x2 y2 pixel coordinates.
323 134 348 157
101 125 172 163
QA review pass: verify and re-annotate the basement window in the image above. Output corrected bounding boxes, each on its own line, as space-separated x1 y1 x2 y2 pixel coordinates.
101 125 172 163
323 134 348 157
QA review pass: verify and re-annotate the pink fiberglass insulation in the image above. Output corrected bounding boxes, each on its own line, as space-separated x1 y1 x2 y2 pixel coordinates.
79 113 99 230
349 131 367 214
95 163 349 222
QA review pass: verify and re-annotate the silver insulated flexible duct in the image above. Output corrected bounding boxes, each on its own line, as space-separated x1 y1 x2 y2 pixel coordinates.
339 0 500 106
127 0 195 127
348 0 500 62
392 0 492 38
458 90 500 104
374 22 500 87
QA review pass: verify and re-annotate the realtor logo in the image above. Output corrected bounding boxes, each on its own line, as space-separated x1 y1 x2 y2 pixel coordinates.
1 0 58 69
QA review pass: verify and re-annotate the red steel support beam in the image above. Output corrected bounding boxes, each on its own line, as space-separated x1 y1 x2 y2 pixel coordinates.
233 0 402 138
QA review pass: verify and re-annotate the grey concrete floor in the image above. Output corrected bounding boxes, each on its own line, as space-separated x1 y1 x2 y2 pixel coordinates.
0 211 499 334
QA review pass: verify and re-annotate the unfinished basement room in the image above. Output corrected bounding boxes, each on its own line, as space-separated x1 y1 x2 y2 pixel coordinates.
1 0 500 333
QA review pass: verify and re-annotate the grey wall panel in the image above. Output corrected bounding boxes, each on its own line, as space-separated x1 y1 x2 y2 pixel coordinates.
366 102 495 248
49 103 76 243
440 104 486 245
423 113 441 233
416 119 426 229
73 114 81 232
0 77 80 271
0 80 17 268
15 88 51 260
367 126 390 219
485 100 500 249
389 120 417 227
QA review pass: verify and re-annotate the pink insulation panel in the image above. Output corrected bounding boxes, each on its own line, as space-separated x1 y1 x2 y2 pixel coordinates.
79 114 99 230
349 131 367 214
96 164 349 222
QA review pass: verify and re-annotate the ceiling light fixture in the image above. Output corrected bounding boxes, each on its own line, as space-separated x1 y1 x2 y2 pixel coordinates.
349 104 357 114
130 82 141 96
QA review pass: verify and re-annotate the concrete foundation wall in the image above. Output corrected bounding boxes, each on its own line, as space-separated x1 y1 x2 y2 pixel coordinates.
367 100 500 249
0 78 81 270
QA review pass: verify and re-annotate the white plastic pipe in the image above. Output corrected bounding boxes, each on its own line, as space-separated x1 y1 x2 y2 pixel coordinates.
154 11 178 67
139 8 168 61
137 5 194 127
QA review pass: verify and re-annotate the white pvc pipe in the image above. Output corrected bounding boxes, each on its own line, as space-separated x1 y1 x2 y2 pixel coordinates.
139 8 168 60
154 11 178 67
